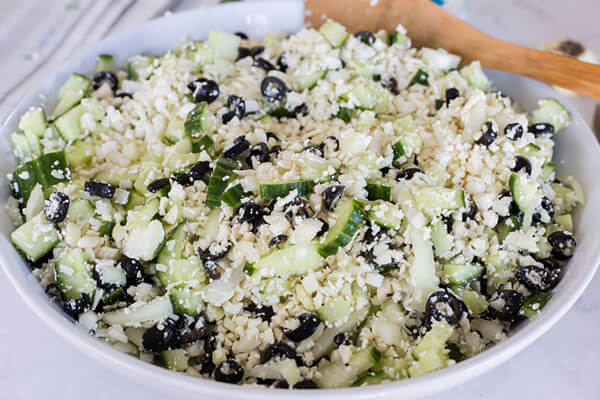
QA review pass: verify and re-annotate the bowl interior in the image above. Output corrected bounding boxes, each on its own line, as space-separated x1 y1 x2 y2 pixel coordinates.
1 2 599 399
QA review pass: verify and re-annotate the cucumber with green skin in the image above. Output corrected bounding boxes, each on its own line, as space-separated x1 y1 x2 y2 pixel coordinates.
509 172 539 229
366 200 403 230
184 102 215 138
408 321 453 377
52 73 91 119
318 198 364 257
531 98 570 132
520 292 552 318
94 54 114 72
160 349 189 371
55 248 97 300
319 20 348 48
205 158 240 207
259 181 312 200
54 98 105 142
221 184 245 207
11 151 70 204
441 263 484 285
315 345 381 388
365 182 391 202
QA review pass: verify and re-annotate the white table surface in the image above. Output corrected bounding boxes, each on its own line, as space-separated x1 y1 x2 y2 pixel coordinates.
1 0 599 399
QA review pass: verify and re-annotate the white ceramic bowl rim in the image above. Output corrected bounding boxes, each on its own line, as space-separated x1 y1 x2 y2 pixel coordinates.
1 2 599 399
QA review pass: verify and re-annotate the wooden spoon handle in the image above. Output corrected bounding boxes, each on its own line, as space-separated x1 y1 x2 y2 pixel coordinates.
305 0 600 100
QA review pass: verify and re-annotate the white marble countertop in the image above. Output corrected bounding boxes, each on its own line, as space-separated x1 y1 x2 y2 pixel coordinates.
1 0 599 399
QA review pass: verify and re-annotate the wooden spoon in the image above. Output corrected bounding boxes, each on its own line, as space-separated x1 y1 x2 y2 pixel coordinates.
305 0 600 100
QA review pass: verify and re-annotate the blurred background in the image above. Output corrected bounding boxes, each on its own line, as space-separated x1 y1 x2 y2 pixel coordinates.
1 1 599 399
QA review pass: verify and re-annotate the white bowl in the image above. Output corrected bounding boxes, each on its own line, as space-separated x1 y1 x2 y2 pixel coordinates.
1 2 599 399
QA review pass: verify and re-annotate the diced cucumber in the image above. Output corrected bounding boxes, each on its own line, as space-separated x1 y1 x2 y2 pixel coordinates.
316 297 352 323
66 140 94 167
540 162 556 182
409 69 429 87
353 371 388 387
157 223 205 292
520 292 552 318
259 181 313 200
11 151 70 204
407 225 438 312
164 118 185 143
255 243 323 277
454 287 488 317
531 98 570 132
308 305 368 359
19 107 47 137
353 62 374 78
11 132 32 161
412 187 465 210
319 20 348 48
95 262 126 287
68 199 94 222
509 172 540 229
191 135 217 157
318 198 364 257
555 214 573 231
54 98 105 142
248 359 302 387
301 159 336 183
205 158 240 207
52 73 91 118
94 54 114 73
297 70 327 91
207 30 241 61
221 184 245 207
349 345 381 375
557 175 585 205
366 200 403 230
429 220 453 257
95 168 136 189
23 184 44 221
334 106 353 123
460 61 490 91
441 263 484 285
485 253 513 290
421 48 461 73
99 220 116 238
316 345 381 388
343 85 389 112
169 286 204 315
392 133 421 167
365 182 391 202
11 212 60 262
55 248 97 300
125 55 152 80
133 162 160 194
408 321 453 377
496 216 519 242
184 103 215 138
101 295 173 326
519 143 541 157
550 182 576 215
159 349 189 371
